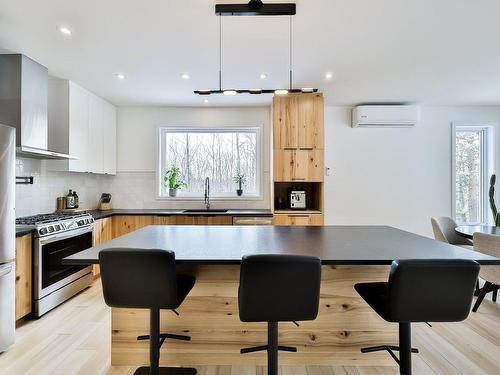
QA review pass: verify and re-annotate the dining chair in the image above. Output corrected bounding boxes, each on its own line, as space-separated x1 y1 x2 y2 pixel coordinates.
430 217 473 249
472 232 500 312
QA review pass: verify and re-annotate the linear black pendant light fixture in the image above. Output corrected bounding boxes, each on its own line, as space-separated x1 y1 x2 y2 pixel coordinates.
194 0 317 96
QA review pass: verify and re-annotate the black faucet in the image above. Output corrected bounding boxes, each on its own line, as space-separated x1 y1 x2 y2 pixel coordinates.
204 177 210 210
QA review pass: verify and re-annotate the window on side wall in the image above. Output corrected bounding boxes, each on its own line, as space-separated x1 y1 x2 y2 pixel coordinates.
453 123 495 225
157 127 261 199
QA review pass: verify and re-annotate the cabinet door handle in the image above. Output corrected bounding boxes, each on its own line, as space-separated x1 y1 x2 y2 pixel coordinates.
299 147 313 150
283 147 296 150
292 178 306 180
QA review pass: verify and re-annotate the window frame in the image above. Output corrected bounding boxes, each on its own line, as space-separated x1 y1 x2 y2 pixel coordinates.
156 126 263 200
451 122 496 225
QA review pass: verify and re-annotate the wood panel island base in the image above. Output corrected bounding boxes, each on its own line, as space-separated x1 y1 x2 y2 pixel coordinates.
62 225 500 368
111 265 397 367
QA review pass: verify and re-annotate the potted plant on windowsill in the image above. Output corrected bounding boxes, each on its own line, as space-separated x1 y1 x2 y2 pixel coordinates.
164 166 187 197
233 173 246 197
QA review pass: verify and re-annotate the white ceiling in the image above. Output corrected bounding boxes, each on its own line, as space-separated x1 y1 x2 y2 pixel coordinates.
1 0 500 107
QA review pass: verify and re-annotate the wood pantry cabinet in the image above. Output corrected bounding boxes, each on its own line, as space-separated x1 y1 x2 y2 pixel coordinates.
15 234 32 320
274 149 324 182
273 93 324 150
272 92 325 224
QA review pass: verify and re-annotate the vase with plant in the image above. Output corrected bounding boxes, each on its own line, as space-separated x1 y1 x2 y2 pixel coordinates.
164 166 187 197
489 174 500 226
233 173 246 196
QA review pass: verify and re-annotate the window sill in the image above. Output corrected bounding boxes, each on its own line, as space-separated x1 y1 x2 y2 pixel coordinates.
156 195 263 202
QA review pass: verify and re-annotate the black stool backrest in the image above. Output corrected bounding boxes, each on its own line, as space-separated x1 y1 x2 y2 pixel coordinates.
388 259 479 322
239 254 321 322
99 248 178 309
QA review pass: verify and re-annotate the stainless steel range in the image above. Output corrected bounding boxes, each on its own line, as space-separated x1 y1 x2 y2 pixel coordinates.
16 213 94 317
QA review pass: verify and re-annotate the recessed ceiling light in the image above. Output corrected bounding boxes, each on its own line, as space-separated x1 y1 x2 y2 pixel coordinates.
274 89 289 95
325 72 333 80
223 89 237 96
181 73 190 79
203 99 209 103
260 73 267 79
115 73 126 80
58 26 72 35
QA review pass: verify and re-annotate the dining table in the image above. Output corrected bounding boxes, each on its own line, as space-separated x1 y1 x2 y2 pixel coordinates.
455 225 500 240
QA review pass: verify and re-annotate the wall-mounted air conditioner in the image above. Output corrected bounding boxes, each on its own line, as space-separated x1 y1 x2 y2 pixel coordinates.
351 105 420 128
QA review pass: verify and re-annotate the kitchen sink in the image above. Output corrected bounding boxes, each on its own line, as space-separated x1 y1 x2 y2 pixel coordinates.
182 209 229 213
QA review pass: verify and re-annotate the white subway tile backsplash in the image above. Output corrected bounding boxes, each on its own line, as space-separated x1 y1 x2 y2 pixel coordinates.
15 158 271 218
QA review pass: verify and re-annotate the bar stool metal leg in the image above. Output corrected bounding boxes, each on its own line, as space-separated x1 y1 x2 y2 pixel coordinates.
399 323 411 375
268 322 278 375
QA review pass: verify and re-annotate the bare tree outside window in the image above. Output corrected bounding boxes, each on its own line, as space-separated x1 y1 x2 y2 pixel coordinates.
455 131 481 224
454 125 493 225
159 128 260 197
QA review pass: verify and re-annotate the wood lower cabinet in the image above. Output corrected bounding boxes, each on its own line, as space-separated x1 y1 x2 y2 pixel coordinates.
173 215 232 225
113 215 233 237
112 215 155 238
15 234 32 320
273 213 324 226
274 149 324 182
156 215 233 225
93 217 113 276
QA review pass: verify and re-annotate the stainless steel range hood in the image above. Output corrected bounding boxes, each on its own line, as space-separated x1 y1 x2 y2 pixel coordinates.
0 54 78 160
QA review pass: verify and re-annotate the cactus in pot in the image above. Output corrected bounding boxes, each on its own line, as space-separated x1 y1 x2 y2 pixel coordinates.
489 174 500 226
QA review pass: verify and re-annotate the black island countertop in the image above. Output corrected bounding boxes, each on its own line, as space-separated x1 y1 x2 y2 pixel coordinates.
16 208 272 237
63 225 500 266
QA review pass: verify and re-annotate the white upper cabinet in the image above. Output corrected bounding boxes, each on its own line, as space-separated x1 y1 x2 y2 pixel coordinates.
48 80 116 175
88 92 104 174
68 81 89 172
102 101 117 175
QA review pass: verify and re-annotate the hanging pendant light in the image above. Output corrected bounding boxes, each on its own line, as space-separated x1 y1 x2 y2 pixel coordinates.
194 1 317 96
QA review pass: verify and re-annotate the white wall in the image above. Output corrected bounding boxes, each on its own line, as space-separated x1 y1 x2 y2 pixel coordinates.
114 106 271 209
324 106 500 237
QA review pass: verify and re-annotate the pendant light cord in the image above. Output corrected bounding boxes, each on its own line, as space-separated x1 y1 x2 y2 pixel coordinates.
219 15 223 91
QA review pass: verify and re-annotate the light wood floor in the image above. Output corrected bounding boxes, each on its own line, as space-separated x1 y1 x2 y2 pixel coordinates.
1 280 500 375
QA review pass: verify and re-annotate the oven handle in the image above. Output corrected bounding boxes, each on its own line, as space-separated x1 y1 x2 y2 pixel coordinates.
38 226 94 245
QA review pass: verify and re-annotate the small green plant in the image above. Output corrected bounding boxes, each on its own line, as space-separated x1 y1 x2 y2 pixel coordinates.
233 173 246 196
489 174 500 226
164 166 187 195
233 173 246 189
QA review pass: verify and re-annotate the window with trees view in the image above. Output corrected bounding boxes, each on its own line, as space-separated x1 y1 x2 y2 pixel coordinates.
158 127 261 198
453 124 494 225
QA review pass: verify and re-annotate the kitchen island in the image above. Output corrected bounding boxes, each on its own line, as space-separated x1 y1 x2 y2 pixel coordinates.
64 225 500 367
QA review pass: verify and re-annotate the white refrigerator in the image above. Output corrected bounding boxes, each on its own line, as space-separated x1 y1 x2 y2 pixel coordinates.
0 124 16 352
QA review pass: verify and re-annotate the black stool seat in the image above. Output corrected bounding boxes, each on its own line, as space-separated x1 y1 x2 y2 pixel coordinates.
238 254 321 375
99 248 197 375
175 274 196 307
354 282 389 320
355 259 479 375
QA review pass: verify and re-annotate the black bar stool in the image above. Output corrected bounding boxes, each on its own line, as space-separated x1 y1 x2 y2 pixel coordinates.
99 248 197 375
355 259 479 375
238 254 322 375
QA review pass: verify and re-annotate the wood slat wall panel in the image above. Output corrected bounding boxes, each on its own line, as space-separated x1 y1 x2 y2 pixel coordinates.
111 265 396 366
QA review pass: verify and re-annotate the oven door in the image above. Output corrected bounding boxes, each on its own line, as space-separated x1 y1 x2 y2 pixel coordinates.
34 226 93 300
